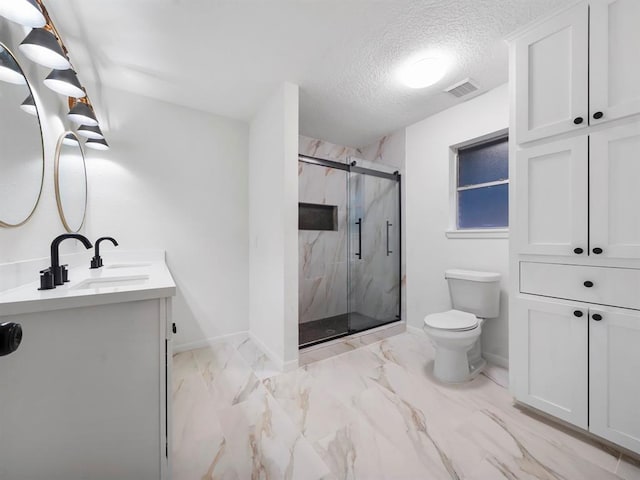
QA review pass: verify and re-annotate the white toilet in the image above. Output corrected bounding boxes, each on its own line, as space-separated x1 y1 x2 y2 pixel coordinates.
423 269 501 383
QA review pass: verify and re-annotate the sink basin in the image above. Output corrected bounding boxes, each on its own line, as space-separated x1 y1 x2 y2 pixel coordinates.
104 263 152 269
73 275 150 290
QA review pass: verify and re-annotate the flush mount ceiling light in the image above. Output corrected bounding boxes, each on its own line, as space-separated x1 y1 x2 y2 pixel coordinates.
20 94 37 115
0 0 46 27
85 138 109 151
68 99 98 126
43 68 84 97
19 28 70 69
77 124 104 140
398 55 450 89
0 48 27 84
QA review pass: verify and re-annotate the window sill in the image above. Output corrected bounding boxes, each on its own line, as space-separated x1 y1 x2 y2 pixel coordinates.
445 229 509 239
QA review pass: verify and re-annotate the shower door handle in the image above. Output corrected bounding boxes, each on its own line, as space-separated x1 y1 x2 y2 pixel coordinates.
386 221 392 256
355 218 362 259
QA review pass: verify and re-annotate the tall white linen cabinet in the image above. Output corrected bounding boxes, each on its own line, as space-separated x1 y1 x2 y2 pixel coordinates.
508 0 640 455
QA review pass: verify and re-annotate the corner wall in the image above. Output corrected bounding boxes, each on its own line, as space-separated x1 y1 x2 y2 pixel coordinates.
405 84 510 365
249 82 299 369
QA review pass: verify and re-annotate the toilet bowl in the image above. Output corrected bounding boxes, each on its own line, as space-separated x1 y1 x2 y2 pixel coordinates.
423 269 500 383
424 310 485 383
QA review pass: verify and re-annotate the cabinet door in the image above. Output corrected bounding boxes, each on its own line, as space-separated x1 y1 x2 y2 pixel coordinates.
511 297 588 429
516 137 588 255
590 0 640 125
589 306 640 453
514 3 588 143
590 122 640 258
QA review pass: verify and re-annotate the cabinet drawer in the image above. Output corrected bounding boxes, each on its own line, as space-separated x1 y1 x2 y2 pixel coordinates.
520 262 640 310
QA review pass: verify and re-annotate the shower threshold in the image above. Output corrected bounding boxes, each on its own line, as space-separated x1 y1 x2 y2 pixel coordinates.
299 312 400 348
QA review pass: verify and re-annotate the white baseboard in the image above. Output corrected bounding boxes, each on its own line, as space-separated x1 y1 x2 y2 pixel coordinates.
483 352 509 369
406 325 424 335
248 332 293 372
173 331 248 354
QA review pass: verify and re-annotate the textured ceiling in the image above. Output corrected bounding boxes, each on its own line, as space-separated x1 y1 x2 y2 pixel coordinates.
46 0 571 147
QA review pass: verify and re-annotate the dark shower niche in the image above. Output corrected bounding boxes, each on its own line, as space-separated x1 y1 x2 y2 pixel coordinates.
299 203 338 231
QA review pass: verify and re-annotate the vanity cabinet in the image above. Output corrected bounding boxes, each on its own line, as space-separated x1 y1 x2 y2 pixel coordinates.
0 254 176 480
0 299 173 480
516 121 640 259
514 0 640 143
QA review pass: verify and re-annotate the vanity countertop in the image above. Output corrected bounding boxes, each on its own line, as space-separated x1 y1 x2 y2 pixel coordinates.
0 252 176 317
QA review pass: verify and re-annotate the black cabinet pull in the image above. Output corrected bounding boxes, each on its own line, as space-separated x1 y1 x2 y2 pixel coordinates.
593 111 603 120
592 313 603 321
172 323 177 334
573 247 583 254
573 117 584 125
584 281 594 288
573 310 583 317
592 247 603 254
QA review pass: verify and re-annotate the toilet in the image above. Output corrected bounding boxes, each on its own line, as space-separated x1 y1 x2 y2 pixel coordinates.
423 269 501 383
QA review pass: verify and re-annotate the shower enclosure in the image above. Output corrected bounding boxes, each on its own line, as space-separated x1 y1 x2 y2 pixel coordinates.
298 155 401 347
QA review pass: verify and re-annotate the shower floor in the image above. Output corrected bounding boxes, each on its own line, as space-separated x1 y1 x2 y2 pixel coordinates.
299 312 399 348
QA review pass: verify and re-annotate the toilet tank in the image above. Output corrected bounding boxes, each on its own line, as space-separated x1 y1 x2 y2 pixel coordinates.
445 269 501 318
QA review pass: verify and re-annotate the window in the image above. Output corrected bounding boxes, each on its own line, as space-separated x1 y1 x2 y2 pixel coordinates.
455 136 509 231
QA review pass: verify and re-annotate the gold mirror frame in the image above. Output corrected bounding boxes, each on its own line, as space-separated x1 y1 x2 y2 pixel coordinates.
54 131 87 232
0 42 45 228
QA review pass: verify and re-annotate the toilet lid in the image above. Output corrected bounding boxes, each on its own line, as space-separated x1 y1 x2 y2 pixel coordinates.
424 310 478 331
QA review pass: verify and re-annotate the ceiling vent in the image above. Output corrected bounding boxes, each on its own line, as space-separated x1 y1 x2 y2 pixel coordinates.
445 78 479 98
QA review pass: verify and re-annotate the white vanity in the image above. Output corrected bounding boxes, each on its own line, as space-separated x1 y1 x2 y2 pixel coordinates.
0 251 176 480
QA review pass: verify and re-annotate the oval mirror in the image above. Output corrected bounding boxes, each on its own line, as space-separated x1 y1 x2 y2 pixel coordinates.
54 132 87 232
0 43 44 227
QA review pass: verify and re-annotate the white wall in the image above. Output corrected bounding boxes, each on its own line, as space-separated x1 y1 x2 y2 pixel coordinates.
86 87 249 350
249 82 299 369
405 84 510 365
0 18 250 350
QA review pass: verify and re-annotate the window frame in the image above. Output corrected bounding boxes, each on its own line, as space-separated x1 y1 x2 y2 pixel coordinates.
446 129 510 239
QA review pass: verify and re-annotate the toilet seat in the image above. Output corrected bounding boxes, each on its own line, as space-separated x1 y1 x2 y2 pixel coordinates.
424 309 478 332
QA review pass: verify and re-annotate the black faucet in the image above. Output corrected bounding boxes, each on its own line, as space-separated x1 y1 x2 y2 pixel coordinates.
90 237 119 269
39 234 93 290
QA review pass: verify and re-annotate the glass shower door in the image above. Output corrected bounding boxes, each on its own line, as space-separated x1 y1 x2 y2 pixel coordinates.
348 163 400 333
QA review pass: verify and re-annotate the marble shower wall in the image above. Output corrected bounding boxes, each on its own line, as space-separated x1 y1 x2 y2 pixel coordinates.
298 161 349 324
298 133 406 325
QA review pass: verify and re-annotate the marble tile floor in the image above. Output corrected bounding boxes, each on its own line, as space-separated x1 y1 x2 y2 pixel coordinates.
172 331 640 480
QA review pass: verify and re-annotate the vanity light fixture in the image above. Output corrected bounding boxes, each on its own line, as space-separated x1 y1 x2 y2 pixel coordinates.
20 94 37 115
19 28 70 69
0 48 27 84
61 132 79 146
77 124 104 140
398 55 450 89
67 99 98 126
43 68 84 97
0 0 46 28
85 138 109 151
0 0 107 146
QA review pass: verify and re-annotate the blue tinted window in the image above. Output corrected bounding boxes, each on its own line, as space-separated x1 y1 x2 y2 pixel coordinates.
458 183 509 229
458 137 508 187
